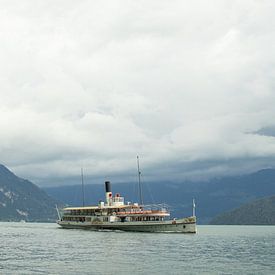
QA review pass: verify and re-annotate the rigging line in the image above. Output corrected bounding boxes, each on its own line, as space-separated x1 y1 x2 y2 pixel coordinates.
81 168 85 207
141 173 155 205
133 174 138 204
137 156 144 205
72 183 79 206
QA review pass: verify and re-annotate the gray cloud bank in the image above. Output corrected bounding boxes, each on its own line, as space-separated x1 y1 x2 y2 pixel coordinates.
0 0 275 186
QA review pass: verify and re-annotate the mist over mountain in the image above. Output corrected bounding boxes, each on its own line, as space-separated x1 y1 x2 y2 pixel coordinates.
44 169 275 224
0 164 59 222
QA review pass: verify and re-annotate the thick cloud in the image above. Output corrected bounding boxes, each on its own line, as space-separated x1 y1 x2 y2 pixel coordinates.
0 0 275 186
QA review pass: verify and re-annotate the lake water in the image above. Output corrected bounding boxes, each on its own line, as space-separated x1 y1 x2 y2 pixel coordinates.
0 222 274 274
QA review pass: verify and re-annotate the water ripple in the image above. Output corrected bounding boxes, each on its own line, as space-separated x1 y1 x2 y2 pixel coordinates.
0 223 274 274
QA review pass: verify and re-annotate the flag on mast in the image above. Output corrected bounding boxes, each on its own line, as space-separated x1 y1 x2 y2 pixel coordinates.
192 198 196 216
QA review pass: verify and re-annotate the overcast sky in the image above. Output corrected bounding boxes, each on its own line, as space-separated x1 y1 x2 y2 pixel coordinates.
0 0 275 186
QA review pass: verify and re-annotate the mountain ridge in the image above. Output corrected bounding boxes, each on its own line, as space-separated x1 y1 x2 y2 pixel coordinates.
0 164 60 222
44 168 275 224
209 195 275 225
1 162 274 224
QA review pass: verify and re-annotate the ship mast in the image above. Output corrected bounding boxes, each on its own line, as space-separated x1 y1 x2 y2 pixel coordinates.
81 168 85 207
137 156 144 205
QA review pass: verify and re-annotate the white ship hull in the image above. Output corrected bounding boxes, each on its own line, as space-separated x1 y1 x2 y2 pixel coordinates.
58 216 196 233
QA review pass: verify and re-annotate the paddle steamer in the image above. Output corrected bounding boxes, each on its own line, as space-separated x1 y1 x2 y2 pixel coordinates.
57 181 196 233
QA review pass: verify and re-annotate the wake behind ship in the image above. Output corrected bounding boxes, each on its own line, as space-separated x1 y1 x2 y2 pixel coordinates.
57 181 197 233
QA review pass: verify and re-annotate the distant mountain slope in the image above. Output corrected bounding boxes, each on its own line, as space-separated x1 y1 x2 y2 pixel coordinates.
44 169 275 224
209 196 275 225
0 164 59 222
